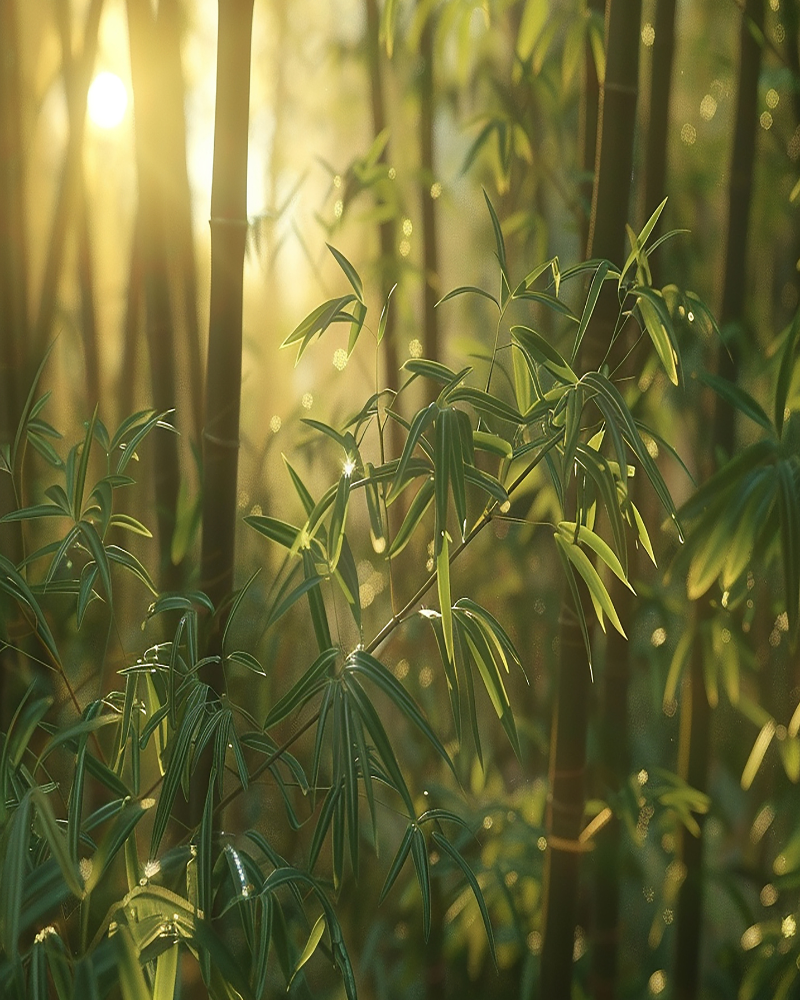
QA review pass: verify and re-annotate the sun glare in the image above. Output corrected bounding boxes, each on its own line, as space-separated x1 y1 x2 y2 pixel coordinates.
87 72 128 129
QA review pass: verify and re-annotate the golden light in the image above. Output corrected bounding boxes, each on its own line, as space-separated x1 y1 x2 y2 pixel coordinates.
87 72 128 128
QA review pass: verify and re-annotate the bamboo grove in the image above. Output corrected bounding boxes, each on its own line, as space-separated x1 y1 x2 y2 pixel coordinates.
1 1 800 998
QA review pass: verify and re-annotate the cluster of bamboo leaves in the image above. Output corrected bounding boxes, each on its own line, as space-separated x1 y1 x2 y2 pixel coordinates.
0 199 697 997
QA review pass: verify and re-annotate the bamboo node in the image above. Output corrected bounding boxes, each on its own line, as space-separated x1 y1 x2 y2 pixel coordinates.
203 431 240 450
545 834 593 853
208 217 249 229
602 81 638 97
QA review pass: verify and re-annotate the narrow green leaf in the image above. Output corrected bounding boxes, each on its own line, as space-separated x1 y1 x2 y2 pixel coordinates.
557 522 633 592
775 310 800 436
379 824 414 903
388 477 434 557
344 675 414 816
554 540 593 675
115 925 150 1000
264 647 338 728
327 244 364 301
400 828 431 948
555 534 625 636
290 913 327 986
345 651 455 777
741 719 776 791
431 831 497 968
391 402 437 502
1 792 32 956
777 460 800 632
572 260 610 361
152 944 180 1000
699 370 773 433
438 532 454 664
403 358 460 385
483 189 507 277
327 472 351 572
511 325 578 384
435 285 500 310
444 386 524 424
377 282 396 345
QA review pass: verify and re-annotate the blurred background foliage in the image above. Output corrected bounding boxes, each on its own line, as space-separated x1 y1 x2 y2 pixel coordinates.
1 0 800 998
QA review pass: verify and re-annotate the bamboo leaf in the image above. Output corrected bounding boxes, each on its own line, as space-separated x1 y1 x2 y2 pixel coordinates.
699 370 773 432
345 651 455 777
388 477 434 557
152 944 179 1000
379 824 414 903
572 260 611 361
431 831 497 968
557 522 634 592
482 188 507 278
1 792 32 956
391 402 437 502
775 310 800 437
410 827 431 941
327 244 364 301
437 532 454 664
290 913 327 987
777 460 800 632
511 325 578 384
637 292 679 386
741 720 776 790
444 386 523 424
115 925 150 1000
555 534 625 636
264 647 338 728
377 282 396 345
435 285 499 310
342 676 410 817
402 358 460 385
327 472 351 572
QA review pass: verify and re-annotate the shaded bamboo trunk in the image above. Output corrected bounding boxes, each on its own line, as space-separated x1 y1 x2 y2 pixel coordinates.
364 0 400 402
118 210 143 422
541 1 642 995
126 0 184 591
673 4 763 998
33 0 103 360
642 0 676 287
0 0 29 727
590 4 678 994
156 0 205 447
199 0 254 677
54 0 102 411
419 13 440 364
0 0 28 454
190 0 254 835
590 586 632 1000
579 0 604 255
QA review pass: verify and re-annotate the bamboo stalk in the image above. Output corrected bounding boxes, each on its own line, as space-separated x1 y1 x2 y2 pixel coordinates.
364 0 400 403
579 0 604 255
33 0 104 360
541 1 642 995
673 4 764 998
156 0 205 447
419 12 440 364
126 0 186 591
200 0 255 652
0 0 29 726
192 0 255 833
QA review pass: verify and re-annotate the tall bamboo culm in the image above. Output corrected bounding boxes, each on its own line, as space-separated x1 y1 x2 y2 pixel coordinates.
0 0 29 726
540 0 642 995
199 0 255 699
673 3 764 998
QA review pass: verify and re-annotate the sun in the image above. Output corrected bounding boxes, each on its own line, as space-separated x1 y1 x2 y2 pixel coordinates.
87 72 128 129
